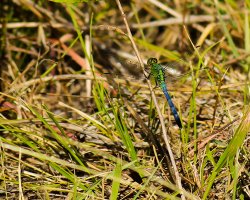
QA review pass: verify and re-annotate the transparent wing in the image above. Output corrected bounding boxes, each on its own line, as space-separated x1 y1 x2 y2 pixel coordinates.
93 45 206 84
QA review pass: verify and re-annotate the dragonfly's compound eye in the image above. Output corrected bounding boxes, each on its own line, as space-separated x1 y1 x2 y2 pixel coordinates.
147 57 158 65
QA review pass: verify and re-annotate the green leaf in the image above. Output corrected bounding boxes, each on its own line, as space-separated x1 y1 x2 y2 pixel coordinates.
110 161 122 200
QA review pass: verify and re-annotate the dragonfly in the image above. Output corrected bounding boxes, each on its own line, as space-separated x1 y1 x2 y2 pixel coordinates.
147 57 182 129
96 48 206 128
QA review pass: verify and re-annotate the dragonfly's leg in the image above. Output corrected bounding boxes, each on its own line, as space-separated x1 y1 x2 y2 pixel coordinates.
155 78 159 86
145 66 149 72
153 78 159 89
146 73 152 79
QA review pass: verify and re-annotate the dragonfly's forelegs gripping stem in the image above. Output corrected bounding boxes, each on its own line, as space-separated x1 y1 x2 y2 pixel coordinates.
146 72 151 79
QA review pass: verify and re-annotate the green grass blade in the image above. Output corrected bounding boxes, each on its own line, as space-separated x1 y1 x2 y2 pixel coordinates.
203 107 250 199
214 0 239 57
110 160 122 200
50 162 87 190
25 103 89 172
114 107 138 164
135 38 180 60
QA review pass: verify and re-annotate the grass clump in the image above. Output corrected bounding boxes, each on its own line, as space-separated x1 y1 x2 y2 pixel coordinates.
0 0 249 199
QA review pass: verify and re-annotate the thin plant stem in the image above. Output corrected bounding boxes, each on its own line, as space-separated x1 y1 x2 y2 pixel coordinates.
115 0 185 199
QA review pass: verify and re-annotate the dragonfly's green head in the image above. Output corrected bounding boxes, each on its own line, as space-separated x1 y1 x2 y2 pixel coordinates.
147 57 158 66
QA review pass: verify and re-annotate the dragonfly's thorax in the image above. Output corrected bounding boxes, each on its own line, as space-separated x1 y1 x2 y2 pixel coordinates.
151 63 166 85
